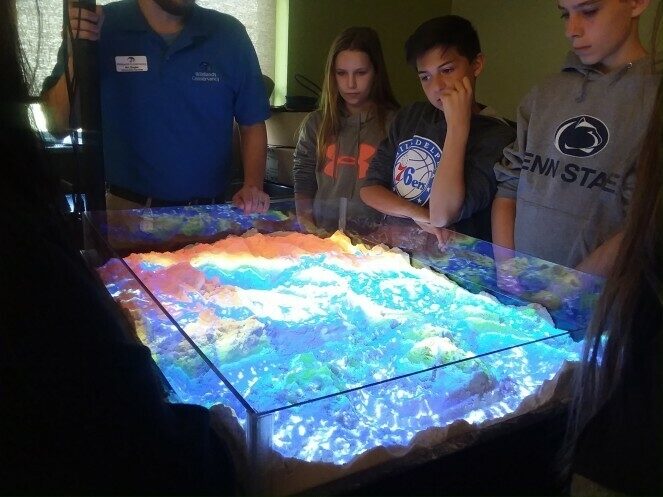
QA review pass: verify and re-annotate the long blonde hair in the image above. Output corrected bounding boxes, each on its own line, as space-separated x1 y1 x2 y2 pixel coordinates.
561 68 663 483
316 27 399 165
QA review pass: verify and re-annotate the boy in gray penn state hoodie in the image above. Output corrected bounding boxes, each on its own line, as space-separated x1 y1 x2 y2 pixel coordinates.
493 0 660 275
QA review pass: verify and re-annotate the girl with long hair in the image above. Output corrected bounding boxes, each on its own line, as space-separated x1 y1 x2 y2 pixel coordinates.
293 26 399 233
564 62 663 495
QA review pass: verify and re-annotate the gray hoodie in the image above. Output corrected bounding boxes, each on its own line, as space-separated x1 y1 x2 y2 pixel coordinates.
495 52 660 268
293 110 394 232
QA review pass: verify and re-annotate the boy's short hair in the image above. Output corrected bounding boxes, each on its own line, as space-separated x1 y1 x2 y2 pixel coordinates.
405 15 481 68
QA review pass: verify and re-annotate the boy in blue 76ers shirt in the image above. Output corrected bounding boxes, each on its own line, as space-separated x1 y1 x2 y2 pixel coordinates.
361 15 514 242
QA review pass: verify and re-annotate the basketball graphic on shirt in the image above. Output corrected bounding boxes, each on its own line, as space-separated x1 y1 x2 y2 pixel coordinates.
393 135 442 205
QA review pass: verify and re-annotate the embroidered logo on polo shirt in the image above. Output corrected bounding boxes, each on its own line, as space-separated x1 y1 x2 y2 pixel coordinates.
192 61 220 82
392 135 441 205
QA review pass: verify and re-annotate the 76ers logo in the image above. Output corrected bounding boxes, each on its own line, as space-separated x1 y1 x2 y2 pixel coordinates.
393 135 441 205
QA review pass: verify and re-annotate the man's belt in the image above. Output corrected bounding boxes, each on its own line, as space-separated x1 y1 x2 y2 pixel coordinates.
107 185 220 207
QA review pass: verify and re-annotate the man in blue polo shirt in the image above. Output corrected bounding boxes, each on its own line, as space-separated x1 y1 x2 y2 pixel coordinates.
42 0 270 213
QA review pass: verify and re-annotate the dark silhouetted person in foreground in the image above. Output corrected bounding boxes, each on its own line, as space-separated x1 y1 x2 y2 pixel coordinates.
0 1 236 494
563 65 663 496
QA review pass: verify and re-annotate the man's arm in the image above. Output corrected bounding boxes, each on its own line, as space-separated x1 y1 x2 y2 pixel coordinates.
491 196 516 250
575 231 624 277
41 3 103 134
428 77 472 227
232 122 269 214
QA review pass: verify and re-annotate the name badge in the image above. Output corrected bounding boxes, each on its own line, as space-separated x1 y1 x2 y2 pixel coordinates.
115 56 148 72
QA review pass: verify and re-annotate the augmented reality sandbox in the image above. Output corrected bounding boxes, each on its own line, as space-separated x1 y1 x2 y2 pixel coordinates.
84 202 601 495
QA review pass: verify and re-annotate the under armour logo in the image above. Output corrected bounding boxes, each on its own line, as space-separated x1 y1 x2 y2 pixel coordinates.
323 143 376 179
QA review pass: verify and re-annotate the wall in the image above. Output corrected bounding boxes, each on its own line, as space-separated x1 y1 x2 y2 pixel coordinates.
451 0 568 119
287 0 453 107
286 0 661 117
452 0 662 119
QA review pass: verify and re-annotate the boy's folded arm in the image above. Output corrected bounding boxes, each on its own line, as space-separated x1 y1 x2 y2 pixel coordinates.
360 185 430 223
428 128 468 227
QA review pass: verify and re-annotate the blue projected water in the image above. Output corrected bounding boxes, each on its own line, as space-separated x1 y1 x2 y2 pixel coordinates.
98 229 583 467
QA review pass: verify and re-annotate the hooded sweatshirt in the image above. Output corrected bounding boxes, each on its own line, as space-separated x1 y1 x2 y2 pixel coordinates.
495 52 660 268
293 109 394 232
364 101 516 241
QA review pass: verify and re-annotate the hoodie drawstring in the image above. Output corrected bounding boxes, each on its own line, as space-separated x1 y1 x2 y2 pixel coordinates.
576 61 634 102
576 72 590 103
609 61 633 87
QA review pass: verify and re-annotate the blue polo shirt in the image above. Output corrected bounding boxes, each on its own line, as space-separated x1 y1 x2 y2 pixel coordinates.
44 0 270 200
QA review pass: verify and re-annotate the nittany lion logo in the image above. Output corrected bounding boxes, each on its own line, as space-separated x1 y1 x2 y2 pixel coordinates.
393 135 441 205
554 115 609 158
